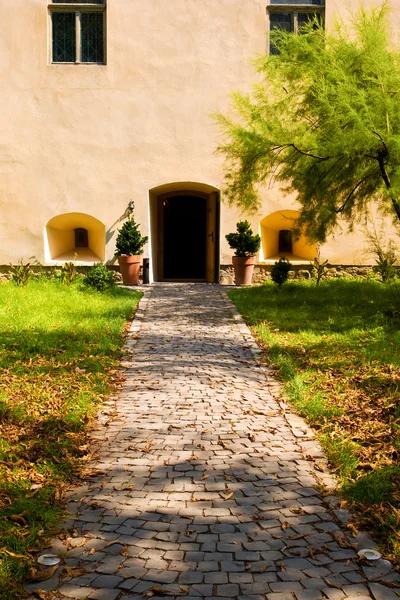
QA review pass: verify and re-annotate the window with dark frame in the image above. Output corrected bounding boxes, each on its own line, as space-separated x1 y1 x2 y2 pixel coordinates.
278 230 293 254
50 0 106 64
75 228 89 248
268 0 325 55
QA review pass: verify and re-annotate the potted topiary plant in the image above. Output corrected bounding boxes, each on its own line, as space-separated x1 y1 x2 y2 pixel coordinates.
115 215 148 285
226 220 261 285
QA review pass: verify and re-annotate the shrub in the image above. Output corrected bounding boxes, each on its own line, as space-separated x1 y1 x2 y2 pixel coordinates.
9 260 31 286
271 257 292 286
225 221 261 257
84 263 116 291
115 215 148 256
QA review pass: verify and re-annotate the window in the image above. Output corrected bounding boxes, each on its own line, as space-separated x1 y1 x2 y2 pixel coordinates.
49 1 106 64
268 0 324 55
278 230 293 254
75 228 89 248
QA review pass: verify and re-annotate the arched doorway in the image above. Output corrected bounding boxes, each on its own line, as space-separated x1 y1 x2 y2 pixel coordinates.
149 183 220 282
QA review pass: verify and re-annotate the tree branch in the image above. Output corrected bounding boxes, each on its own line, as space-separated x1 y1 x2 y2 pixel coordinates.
377 155 400 221
335 171 377 214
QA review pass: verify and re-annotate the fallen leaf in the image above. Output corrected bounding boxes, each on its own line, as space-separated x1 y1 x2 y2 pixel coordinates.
0 548 27 559
309 547 317 560
32 592 51 600
145 585 176 596
63 566 87 578
378 580 400 589
104 538 120 548
290 508 304 515
225 492 234 501
29 565 59 582
9 514 28 526
323 578 342 589
184 529 196 537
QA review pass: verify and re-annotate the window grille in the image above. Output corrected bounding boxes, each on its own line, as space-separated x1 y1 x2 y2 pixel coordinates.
49 1 106 64
267 1 324 55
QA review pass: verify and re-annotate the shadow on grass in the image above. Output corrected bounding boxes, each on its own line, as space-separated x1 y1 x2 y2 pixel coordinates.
229 279 400 334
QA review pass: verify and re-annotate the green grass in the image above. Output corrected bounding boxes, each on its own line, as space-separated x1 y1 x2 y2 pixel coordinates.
0 278 141 598
229 278 400 561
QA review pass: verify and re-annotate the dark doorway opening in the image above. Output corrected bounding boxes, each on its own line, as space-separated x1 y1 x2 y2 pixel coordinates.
163 195 207 280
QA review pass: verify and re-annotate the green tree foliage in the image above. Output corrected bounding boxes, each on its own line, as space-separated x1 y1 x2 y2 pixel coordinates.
225 220 261 256
216 3 400 242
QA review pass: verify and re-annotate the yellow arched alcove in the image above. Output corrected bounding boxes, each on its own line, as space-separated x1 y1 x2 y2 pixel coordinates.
45 213 106 263
260 210 317 263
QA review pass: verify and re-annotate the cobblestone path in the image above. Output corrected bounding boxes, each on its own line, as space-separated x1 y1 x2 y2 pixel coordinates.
28 284 399 600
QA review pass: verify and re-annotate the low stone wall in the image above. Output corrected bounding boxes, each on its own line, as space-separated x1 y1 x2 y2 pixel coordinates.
0 263 385 285
220 264 375 285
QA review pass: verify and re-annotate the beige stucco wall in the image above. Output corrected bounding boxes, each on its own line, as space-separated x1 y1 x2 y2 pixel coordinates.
1 0 399 276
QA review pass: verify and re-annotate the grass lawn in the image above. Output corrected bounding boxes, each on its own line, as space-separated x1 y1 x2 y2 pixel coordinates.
229 278 400 562
0 278 141 599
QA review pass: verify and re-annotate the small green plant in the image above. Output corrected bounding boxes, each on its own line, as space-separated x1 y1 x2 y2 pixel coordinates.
225 221 261 257
84 263 116 291
373 244 398 283
364 223 399 283
271 257 291 286
312 252 329 285
60 262 77 286
115 214 148 256
30 258 58 281
9 260 31 286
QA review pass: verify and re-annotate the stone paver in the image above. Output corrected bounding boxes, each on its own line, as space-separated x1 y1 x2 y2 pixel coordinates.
27 284 400 599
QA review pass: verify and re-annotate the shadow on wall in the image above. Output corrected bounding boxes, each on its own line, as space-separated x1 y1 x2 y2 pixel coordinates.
105 204 135 265
45 213 106 263
260 210 317 263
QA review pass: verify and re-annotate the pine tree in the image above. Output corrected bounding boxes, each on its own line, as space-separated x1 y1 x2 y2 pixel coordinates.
115 216 148 256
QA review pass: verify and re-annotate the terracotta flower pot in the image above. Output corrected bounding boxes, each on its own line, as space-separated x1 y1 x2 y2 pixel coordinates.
118 255 141 285
232 255 256 286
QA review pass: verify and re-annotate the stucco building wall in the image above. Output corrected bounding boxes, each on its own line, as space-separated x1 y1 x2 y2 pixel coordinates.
1 0 399 277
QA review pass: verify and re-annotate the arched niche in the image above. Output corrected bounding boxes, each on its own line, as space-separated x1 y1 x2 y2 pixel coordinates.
45 213 106 262
260 210 317 262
